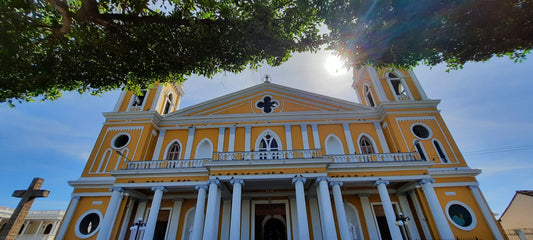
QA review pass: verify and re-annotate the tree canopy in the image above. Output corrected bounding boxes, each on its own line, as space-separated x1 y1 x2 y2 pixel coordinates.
1 0 532 104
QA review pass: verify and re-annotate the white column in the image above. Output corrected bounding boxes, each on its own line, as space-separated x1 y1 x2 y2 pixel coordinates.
241 199 251 240
374 180 403 240
397 193 421 240
220 200 232 240
152 129 167 160
312 124 321 149
285 125 293 150
143 186 166 240
118 198 136 240
167 199 184 240
230 179 244 240
470 185 504 240
301 124 310 149
359 194 379 239
419 179 454 240
316 177 338 240
21 220 30 234
308 197 323 240
408 190 432 240
56 196 81 240
330 182 351 240
191 185 208 240
290 197 299 239
342 123 356 154
228 126 236 152
35 221 43 235
218 127 226 152
97 187 124 240
203 180 221 240
130 201 148 240
373 122 390 153
292 177 310 240
245 126 252 151
184 127 196 159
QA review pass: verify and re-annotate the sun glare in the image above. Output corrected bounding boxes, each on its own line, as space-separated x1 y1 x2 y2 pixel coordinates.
325 54 349 76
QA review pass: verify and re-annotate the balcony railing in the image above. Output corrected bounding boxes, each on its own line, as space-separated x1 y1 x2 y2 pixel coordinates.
328 152 420 163
124 159 204 169
213 149 323 161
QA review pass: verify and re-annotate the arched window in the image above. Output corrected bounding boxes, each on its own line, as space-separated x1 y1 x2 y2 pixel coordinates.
43 224 53 234
181 208 195 240
166 142 181 160
345 203 363 240
388 72 406 96
195 139 213 159
132 90 147 106
433 140 449 163
258 133 279 152
255 130 282 159
163 94 173 114
414 140 427 161
359 136 375 154
325 134 344 155
364 85 375 107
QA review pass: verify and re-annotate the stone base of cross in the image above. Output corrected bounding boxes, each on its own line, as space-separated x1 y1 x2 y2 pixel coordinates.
0 178 50 240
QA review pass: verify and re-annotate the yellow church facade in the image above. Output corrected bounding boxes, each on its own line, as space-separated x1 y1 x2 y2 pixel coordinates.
56 67 506 240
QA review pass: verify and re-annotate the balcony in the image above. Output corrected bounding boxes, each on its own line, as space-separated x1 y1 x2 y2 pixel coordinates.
119 150 423 171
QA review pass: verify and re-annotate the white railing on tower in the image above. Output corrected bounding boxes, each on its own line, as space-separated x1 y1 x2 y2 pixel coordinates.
213 149 323 161
124 159 204 169
328 152 419 163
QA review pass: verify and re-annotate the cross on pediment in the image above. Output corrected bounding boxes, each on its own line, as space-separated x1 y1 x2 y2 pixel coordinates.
256 96 279 113
0 178 50 240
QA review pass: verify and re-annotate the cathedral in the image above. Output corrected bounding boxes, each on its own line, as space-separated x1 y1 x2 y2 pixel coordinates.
56 67 506 240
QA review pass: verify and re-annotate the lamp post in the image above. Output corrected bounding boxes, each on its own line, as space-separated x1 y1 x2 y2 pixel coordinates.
130 218 146 240
395 212 410 240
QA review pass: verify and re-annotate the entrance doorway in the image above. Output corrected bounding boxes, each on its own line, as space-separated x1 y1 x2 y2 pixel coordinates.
252 201 290 240
373 203 403 240
153 209 170 240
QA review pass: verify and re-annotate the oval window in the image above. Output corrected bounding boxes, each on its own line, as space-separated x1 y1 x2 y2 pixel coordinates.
446 201 477 231
75 210 102 238
112 133 130 149
412 124 431 139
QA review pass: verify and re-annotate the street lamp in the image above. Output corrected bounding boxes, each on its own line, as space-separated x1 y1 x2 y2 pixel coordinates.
395 212 410 240
130 218 146 240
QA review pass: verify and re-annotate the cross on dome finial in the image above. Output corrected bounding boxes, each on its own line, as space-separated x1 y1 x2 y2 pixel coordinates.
263 74 271 83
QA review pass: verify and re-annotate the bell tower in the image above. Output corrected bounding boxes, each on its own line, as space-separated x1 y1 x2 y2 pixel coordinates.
352 66 429 106
112 82 184 115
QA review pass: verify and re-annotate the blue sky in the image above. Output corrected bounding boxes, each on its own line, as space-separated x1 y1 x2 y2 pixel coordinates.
0 50 531 218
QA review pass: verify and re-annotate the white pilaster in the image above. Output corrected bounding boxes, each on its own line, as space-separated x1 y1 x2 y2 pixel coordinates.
220 200 232 240
292 177 310 239
143 186 166 240
408 69 428 100
308 197 323 240
367 66 389 102
470 185 504 240
290 197 299 239
230 179 244 240
228 126 236 152
184 127 196 159
151 129 167 160
241 199 251 240
191 185 208 240
97 187 124 240
330 182 351 240
285 125 293 150
150 85 164 111
245 126 252 151
317 177 338 240
408 190 432 240
359 194 379 240
114 91 127 112
300 124 310 150
374 180 403 240
316 182 327 239
203 180 221 240
167 199 184 240
56 196 81 240
118 198 136 240
397 193 421 240
35 221 43 235
218 127 226 152
342 123 356 154
373 122 390 153
419 179 454 240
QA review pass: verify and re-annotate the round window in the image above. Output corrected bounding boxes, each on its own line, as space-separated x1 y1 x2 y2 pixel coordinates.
446 201 477 231
412 124 431 139
75 209 102 238
112 133 130 149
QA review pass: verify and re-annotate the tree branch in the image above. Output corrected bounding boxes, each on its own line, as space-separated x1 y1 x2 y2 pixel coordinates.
46 0 72 37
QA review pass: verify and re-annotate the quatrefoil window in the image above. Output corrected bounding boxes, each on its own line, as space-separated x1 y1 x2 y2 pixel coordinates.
256 96 279 113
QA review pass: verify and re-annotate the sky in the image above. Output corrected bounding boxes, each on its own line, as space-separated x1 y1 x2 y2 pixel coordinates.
0 50 532 218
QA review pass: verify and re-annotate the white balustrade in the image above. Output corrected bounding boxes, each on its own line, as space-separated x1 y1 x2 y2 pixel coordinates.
329 152 418 163
125 159 204 169
214 149 322 161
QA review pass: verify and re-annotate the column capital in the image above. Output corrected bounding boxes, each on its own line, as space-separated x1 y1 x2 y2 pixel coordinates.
151 186 167 192
72 196 81 200
292 177 306 184
230 178 244 185
195 184 208 191
374 179 390 186
207 179 221 186
329 181 343 187
316 176 330 183
419 178 435 185
109 187 124 192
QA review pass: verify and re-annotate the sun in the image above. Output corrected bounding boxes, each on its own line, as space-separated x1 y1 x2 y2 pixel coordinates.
324 54 349 76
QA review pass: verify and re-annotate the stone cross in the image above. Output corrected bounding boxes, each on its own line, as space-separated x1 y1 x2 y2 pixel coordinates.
0 178 50 240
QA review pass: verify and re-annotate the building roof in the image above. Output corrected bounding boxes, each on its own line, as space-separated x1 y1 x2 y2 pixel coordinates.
516 190 533 197
499 190 533 220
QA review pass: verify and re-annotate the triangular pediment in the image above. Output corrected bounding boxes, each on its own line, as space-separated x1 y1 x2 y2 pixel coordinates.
166 83 373 118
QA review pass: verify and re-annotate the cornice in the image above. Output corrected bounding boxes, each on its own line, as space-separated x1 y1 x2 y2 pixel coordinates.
428 167 481 178
68 177 116 188
103 110 162 124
